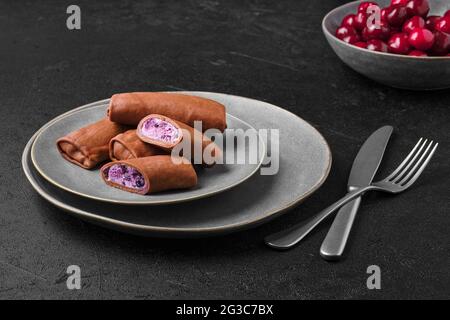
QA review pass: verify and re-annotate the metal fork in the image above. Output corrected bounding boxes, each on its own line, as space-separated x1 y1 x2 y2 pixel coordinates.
265 138 438 250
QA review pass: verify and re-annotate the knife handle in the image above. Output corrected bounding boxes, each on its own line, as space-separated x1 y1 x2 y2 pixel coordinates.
320 197 362 261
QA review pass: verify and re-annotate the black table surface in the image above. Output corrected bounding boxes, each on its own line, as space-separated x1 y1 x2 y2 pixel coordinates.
0 0 448 299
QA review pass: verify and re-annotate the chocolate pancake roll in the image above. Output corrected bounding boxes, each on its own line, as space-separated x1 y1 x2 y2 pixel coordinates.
107 92 227 132
136 114 221 166
56 118 128 169
109 129 166 161
100 156 198 194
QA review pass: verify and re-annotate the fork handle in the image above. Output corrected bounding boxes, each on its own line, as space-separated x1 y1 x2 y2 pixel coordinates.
265 186 374 250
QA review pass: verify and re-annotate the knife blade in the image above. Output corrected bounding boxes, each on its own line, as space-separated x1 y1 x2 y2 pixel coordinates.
320 125 393 261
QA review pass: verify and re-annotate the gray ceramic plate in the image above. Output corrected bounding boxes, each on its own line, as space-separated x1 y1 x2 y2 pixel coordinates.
23 92 332 237
31 100 265 205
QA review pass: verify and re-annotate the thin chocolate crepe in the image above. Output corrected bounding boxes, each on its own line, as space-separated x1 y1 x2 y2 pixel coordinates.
100 156 198 194
107 92 227 132
56 118 128 169
136 114 221 166
109 129 166 161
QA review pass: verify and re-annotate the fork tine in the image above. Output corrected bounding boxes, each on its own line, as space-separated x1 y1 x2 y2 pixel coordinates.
386 138 425 181
391 138 428 183
398 140 434 185
402 142 438 188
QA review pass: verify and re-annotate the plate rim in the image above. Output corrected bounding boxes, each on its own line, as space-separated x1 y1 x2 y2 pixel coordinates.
30 100 265 205
23 92 332 236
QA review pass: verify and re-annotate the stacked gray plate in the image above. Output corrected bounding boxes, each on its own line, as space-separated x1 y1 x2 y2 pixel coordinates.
23 92 332 237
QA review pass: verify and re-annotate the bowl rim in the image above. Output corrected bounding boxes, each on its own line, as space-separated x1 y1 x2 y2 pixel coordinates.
322 0 450 60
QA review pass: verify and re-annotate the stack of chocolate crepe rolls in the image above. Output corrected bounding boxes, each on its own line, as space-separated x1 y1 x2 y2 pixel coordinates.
56 92 226 194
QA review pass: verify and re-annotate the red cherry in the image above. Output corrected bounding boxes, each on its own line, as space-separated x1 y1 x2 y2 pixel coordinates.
336 26 356 40
358 2 378 13
445 10 450 18
425 16 442 31
391 0 408 5
408 27 435 51
367 39 389 52
381 8 389 22
341 14 358 29
386 5 409 27
354 41 368 49
389 26 401 36
402 16 425 33
406 0 430 18
354 12 368 31
436 16 450 34
430 31 450 55
343 34 361 44
408 50 428 56
388 33 411 54
362 21 391 41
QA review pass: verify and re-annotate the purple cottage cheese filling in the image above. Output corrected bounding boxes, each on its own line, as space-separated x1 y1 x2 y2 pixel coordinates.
141 117 179 143
105 164 145 190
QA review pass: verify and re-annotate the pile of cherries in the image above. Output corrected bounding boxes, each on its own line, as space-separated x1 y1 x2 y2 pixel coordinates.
335 0 450 56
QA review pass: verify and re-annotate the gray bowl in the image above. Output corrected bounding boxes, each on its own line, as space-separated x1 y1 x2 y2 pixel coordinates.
323 0 450 90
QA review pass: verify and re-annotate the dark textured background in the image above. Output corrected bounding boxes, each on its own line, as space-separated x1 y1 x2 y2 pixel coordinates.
0 0 449 299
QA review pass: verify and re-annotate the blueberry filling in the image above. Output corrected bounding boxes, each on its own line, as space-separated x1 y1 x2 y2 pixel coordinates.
105 164 145 190
140 117 179 143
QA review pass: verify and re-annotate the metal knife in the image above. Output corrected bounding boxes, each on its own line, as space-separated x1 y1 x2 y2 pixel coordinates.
320 125 393 261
